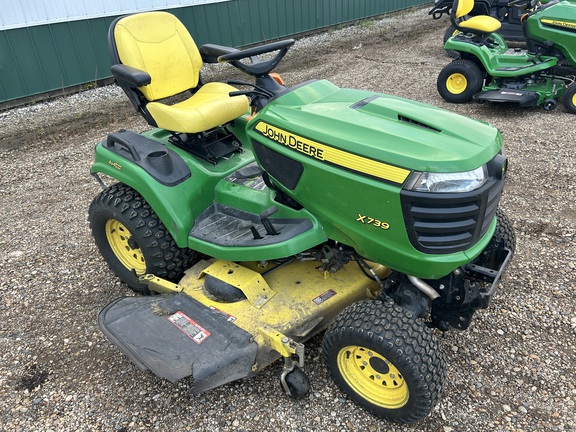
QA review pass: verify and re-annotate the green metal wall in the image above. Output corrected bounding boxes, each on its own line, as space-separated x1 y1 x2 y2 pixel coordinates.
0 0 429 108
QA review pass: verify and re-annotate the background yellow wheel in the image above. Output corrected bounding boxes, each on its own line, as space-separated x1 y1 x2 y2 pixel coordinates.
437 59 484 103
89 183 196 292
323 299 446 424
446 73 467 95
563 83 576 114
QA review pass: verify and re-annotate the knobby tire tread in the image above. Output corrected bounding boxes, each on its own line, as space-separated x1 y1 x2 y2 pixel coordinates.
88 183 195 292
322 299 446 424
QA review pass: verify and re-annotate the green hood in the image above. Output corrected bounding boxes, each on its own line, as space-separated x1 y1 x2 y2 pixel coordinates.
257 80 502 174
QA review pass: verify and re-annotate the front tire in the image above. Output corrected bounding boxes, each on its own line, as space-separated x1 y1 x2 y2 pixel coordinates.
437 59 484 103
322 299 446 424
88 183 196 292
477 207 516 269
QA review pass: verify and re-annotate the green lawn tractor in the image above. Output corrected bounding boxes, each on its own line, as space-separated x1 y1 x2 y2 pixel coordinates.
89 11 514 424
430 0 544 44
437 0 576 112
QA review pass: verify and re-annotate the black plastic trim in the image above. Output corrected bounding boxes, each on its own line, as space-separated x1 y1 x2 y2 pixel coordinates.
475 89 540 107
110 64 151 87
104 130 191 187
98 293 257 388
251 141 304 190
350 95 380 109
199 44 240 64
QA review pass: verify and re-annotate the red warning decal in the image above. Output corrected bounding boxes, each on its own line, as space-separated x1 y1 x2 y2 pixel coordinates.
168 311 211 344
313 289 337 305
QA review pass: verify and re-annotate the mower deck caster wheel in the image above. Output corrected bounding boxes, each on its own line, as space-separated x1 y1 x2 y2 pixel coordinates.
281 366 310 400
543 98 557 111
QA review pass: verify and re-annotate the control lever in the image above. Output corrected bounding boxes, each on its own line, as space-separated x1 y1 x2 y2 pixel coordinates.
238 220 263 240
227 80 275 98
260 206 279 236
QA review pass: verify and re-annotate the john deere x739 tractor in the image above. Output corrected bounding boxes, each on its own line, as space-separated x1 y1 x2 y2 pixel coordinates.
89 11 515 424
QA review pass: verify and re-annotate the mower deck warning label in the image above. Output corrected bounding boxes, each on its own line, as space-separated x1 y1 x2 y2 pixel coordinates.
168 311 210 344
313 289 337 305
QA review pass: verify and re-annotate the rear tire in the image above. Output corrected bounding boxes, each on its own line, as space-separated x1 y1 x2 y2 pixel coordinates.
437 59 484 103
322 299 445 424
563 84 576 114
443 24 460 59
88 183 196 292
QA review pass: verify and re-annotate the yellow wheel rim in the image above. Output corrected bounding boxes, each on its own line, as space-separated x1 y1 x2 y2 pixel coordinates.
337 345 409 409
572 92 576 107
446 73 467 94
105 219 146 274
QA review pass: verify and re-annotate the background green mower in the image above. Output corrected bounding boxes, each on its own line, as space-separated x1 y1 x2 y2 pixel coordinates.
437 0 576 112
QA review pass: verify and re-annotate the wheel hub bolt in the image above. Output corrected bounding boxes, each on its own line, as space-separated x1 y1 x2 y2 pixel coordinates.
127 237 139 250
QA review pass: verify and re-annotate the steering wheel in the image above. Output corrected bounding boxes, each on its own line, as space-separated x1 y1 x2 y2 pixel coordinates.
508 0 543 10
218 39 295 77
508 0 529 9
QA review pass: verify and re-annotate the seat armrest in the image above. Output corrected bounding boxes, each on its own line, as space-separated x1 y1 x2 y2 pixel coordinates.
199 44 240 63
111 64 152 87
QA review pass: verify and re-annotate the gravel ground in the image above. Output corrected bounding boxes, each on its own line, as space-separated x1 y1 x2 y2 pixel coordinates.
1 6 575 431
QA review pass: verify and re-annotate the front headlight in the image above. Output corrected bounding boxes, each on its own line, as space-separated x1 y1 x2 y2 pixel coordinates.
404 165 487 193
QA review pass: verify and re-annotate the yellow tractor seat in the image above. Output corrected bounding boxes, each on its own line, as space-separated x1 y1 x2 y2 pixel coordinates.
146 82 246 134
451 0 502 35
457 15 502 34
108 11 248 134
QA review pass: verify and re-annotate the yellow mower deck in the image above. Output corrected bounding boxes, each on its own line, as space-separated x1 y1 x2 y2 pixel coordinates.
99 259 384 393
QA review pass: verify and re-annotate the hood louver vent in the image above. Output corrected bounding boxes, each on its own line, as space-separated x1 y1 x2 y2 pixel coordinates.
398 115 441 133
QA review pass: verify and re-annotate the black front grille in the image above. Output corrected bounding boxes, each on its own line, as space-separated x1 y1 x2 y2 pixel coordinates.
401 156 506 254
